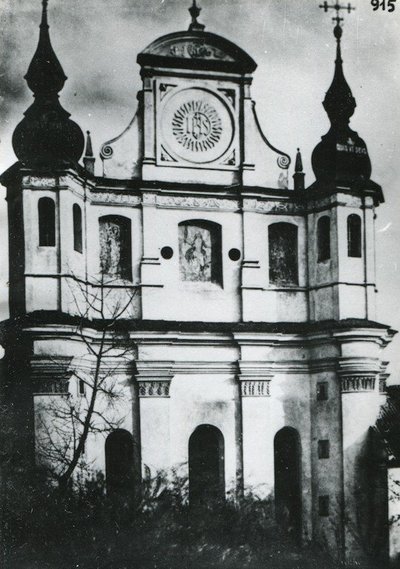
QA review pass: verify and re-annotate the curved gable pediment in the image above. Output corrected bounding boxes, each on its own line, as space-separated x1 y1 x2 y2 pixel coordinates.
137 31 257 74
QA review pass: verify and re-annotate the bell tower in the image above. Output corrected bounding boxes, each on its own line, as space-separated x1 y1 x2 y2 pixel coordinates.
308 2 383 322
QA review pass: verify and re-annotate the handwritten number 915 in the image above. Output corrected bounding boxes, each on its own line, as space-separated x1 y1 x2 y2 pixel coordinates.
371 0 396 11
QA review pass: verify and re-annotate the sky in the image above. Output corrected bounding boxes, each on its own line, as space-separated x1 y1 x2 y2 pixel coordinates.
0 0 399 380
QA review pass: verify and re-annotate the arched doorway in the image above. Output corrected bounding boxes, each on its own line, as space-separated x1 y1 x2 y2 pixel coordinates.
105 429 134 496
189 425 225 508
274 427 302 539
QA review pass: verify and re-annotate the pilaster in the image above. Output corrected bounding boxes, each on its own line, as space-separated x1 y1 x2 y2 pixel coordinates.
136 361 173 477
140 191 163 319
238 361 273 498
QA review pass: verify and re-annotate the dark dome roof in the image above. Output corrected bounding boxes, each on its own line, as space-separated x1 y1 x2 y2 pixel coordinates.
12 101 84 169
312 128 371 185
137 30 257 74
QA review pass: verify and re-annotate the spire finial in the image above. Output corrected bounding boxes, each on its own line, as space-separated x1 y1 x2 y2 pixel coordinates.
293 148 305 190
295 148 303 173
319 2 356 127
25 0 66 96
85 130 94 158
189 0 205 32
41 0 49 28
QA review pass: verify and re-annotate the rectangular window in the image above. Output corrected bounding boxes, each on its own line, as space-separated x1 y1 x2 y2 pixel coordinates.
319 495 329 517
318 440 330 459
79 379 85 396
317 382 328 401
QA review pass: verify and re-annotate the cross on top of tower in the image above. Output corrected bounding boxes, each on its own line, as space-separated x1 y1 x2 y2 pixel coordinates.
319 2 355 26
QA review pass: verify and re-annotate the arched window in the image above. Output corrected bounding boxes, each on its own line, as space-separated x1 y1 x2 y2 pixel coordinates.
38 197 55 246
347 214 362 258
317 216 331 262
99 215 132 280
268 222 298 285
179 220 222 285
105 429 134 496
274 427 302 541
189 425 225 507
73 204 83 253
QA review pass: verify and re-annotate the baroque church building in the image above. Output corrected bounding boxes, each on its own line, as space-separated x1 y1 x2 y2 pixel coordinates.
0 0 397 564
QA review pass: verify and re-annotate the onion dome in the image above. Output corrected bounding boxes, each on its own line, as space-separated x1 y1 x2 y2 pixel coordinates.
312 23 371 186
12 0 84 169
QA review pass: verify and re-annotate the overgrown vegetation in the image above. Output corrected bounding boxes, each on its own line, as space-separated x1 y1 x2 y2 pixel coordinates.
2 468 376 569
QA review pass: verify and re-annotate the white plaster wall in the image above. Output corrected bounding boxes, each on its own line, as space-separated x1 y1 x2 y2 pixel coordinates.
310 370 343 553
169 374 240 497
23 188 59 312
242 213 308 322
142 207 242 322
139 397 170 477
341 389 381 560
241 396 272 497
308 209 338 321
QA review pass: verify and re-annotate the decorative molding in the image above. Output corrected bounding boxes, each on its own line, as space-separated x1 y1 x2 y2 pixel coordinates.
341 376 376 393
222 149 236 166
240 380 271 397
156 194 239 211
160 145 178 163
166 42 233 62
90 192 141 206
138 380 170 398
142 192 158 206
379 361 390 394
218 88 236 108
23 176 59 188
159 83 176 100
172 361 238 375
242 198 304 214
379 378 387 394
31 356 73 394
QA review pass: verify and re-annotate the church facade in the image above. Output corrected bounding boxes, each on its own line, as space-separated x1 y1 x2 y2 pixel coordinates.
0 1 396 564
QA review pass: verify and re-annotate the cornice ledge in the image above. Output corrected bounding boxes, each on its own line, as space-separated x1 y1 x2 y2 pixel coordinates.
332 327 396 347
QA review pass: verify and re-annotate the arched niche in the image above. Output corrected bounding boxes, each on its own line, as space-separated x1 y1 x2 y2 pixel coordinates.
274 427 302 540
38 197 56 247
105 429 134 496
347 213 362 258
189 424 225 508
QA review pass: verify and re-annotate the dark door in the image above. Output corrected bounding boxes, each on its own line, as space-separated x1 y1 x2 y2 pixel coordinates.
105 429 134 496
189 425 225 508
274 427 302 540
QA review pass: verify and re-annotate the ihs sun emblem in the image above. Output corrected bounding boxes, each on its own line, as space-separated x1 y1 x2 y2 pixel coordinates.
172 100 223 152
